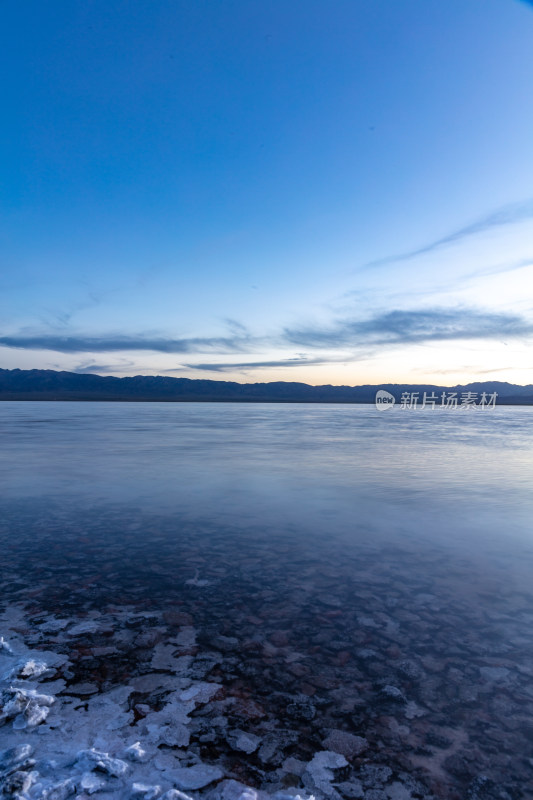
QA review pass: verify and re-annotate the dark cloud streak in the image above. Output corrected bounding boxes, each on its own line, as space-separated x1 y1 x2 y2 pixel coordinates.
185 356 344 373
0 334 251 354
2 306 532 366
285 308 533 348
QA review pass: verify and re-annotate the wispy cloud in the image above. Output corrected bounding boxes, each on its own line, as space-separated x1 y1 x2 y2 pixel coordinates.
0 333 252 354
42 284 106 328
284 307 533 349
3 306 532 367
185 356 344 372
360 199 533 270
461 256 533 283
221 318 250 337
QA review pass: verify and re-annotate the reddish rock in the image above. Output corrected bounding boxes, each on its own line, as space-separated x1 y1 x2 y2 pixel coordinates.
232 697 267 719
246 616 263 626
335 650 351 666
287 662 308 677
163 609 194 626
270 631 289 647
134 629 163 648
308 674 338 689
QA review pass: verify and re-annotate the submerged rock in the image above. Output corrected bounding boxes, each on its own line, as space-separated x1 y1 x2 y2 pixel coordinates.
378 685 407 704
258 731 299 766
131 782 163 799
357 764 393 788
173 764 224 790
479 667 511 683
10 658 49 680
209 779 260 800
334 780 364 799
0 767 37 798
303 750 348 797
321 730 368 760
286 700 316 721
227 729 262 754
0 638 13 655
80 771 107 794
124 742 149 763
1 686 55 728
38 777 77 800
76 748 129 778
160 791 195 800
0 743 34 768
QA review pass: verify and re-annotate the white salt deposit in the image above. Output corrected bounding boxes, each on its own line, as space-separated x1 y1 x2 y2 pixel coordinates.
0 613 357 800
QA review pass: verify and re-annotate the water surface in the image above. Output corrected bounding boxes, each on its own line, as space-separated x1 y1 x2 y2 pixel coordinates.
1 402 532 799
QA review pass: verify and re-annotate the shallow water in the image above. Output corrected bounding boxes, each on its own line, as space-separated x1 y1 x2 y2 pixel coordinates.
1 401 533 799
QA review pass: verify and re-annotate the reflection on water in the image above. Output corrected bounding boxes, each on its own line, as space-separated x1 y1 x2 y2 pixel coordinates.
1 402 532 799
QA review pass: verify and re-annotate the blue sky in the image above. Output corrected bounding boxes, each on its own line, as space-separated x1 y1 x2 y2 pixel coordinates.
2 0 533 385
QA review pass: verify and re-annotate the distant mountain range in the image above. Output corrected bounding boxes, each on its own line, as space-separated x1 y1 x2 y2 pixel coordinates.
0 368 532 404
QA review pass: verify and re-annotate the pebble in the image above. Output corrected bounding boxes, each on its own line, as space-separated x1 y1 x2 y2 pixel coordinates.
227 729 262 754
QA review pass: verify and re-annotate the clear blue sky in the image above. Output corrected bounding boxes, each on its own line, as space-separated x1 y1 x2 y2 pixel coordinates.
2 0 533 384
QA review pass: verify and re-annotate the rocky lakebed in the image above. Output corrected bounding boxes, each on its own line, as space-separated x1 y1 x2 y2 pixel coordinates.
1 503 533 800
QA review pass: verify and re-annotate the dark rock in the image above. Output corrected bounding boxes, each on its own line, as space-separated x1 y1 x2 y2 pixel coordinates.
358 763 393 788
378 685 407 704
286 700 316 721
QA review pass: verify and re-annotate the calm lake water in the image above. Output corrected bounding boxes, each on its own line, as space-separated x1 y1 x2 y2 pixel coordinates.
1 400 533 545
1 401 533 799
